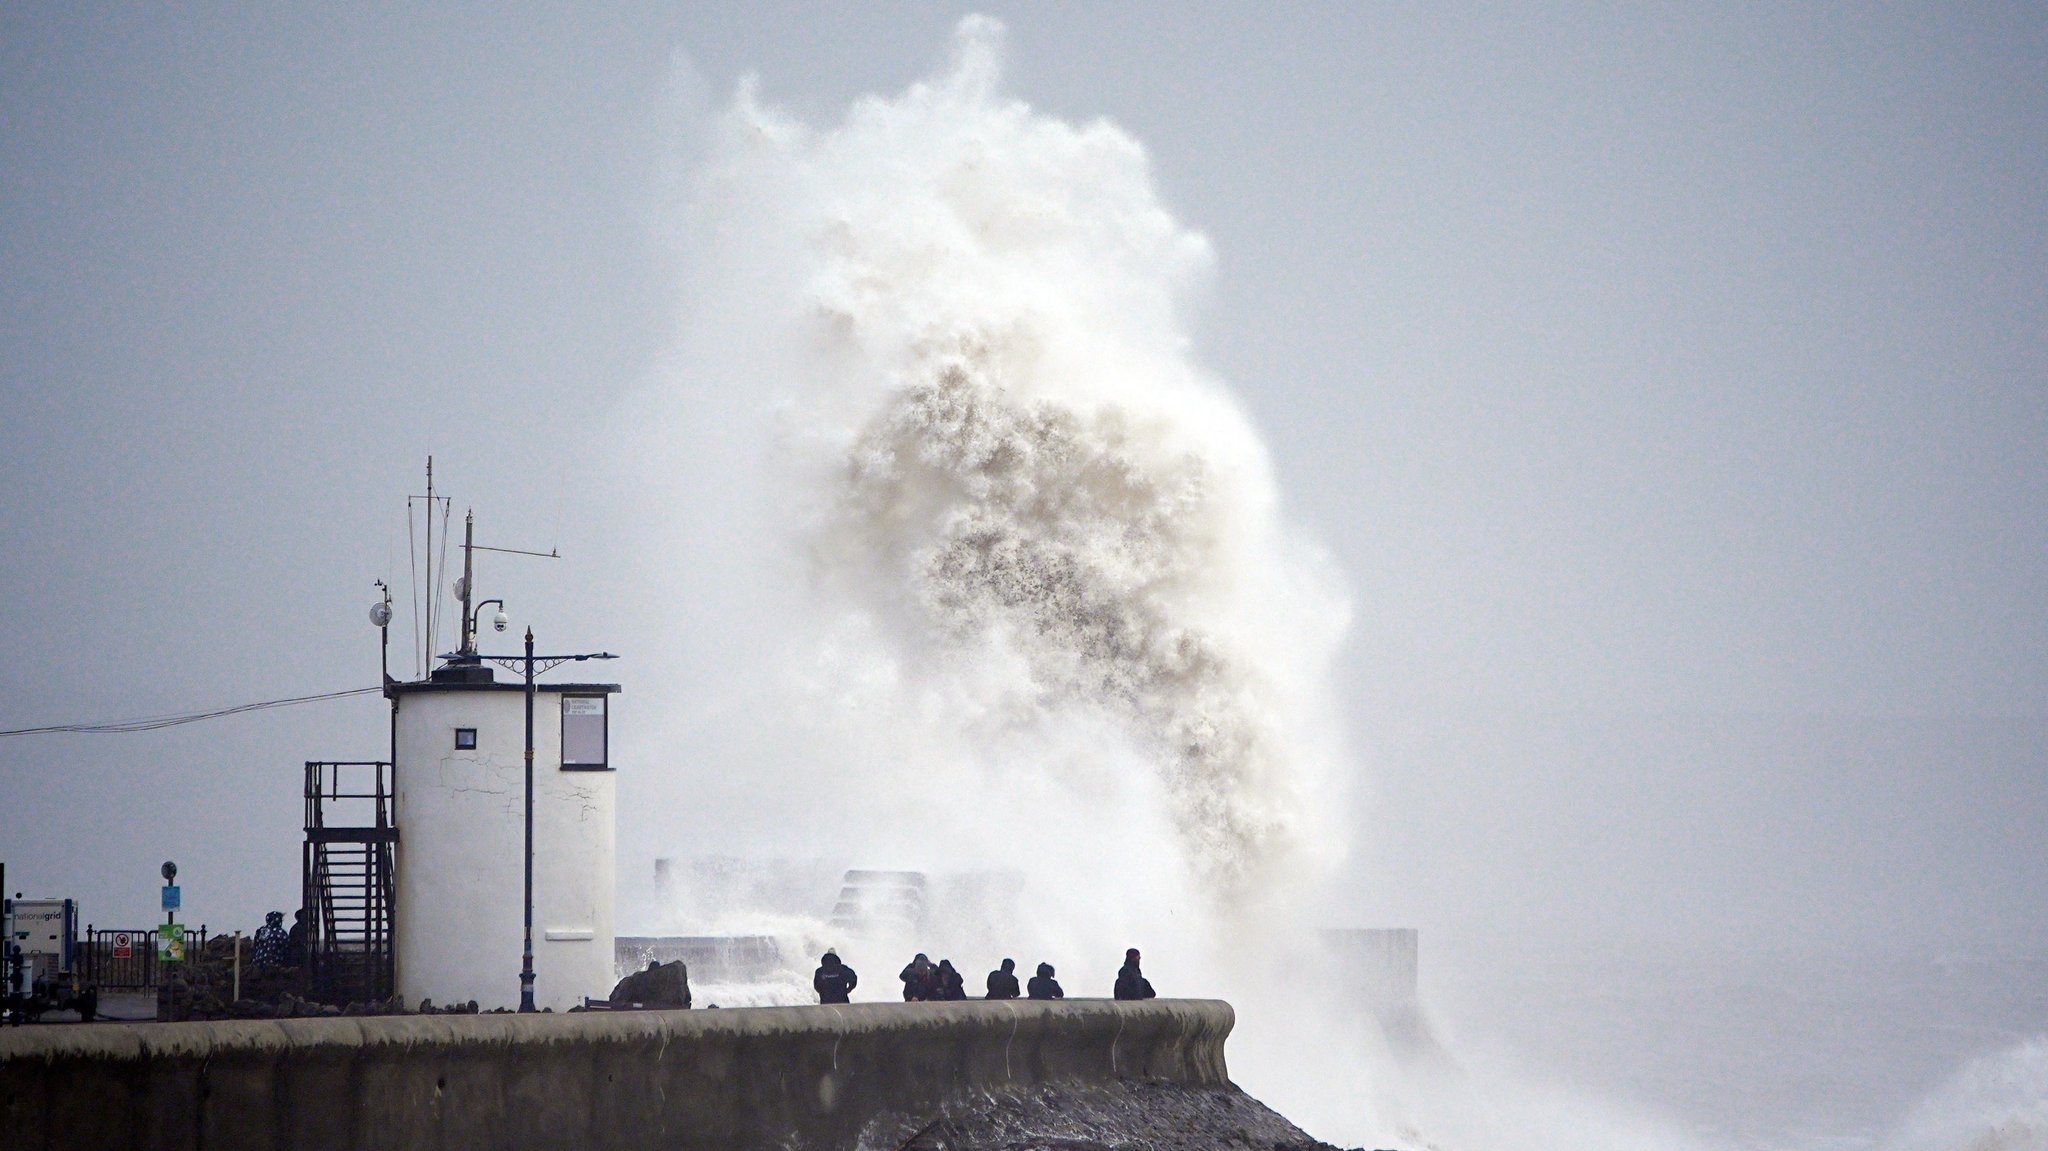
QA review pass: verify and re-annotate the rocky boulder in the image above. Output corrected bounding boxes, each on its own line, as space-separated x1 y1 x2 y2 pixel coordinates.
607 960 690 1009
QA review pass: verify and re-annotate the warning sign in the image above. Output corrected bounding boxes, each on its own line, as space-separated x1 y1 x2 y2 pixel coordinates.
112 931 133 959
156 923 184 963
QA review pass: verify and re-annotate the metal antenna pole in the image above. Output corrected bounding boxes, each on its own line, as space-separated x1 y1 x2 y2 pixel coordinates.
459 510 476 656
518 626 537 1013
423 457 435 673
425 458 433 671
375 581 391 685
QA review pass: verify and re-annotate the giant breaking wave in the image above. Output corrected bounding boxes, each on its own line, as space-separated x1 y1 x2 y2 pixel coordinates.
648 14 1350 922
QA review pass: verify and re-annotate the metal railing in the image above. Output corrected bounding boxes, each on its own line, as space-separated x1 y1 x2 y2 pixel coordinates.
79 925 211 990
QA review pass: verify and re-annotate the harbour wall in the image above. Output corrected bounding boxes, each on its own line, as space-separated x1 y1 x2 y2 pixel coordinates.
0 999 1232 1151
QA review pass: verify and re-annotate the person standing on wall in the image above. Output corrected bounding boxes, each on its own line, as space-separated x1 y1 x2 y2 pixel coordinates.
985 958 1021 999
934 959 967 1000
1027 962 1063 1000
899 953 937 1001
814 951 857 1004
1113 948 1155 1000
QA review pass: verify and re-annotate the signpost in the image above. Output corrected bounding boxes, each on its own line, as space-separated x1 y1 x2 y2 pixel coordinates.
159 861 182 1019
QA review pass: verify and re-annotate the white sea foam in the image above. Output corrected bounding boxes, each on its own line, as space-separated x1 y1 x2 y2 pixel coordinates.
618 15 1759 1148
634 16 1346 956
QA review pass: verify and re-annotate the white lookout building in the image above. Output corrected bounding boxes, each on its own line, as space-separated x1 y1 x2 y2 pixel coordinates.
306 486 619 1014
390 657 619 1013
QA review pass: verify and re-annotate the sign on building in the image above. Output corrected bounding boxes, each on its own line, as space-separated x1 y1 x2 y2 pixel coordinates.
561 695 608 770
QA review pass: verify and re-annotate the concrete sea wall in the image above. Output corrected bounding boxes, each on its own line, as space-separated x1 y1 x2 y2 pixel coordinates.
0 999 1232 1151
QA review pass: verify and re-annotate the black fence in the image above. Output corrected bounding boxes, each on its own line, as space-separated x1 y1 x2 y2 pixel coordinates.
79 925 211 990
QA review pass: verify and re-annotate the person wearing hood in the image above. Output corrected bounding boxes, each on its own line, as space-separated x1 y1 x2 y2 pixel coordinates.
1026 961 1064 1000
934 959 967 1000
1113 948 1156 1000
900 953 937 1001
253 911 288 967
985 958 1021 999
814 951 857 1004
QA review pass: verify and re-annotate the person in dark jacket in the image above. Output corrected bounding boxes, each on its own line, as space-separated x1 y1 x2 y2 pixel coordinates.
934 959 967 1000
1113 948 1156 1000
899 953 937 1001
1026 961 1064 1000
282 908 308 967
814 951 857 1004
985 958 1021 999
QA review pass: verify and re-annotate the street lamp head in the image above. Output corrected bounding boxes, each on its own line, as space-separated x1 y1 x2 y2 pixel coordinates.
493 610 509 633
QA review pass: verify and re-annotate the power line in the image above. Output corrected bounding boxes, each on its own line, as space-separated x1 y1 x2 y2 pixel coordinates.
0 686 382 738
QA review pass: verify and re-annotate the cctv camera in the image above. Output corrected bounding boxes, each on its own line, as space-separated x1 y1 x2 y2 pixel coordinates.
493 611 509 633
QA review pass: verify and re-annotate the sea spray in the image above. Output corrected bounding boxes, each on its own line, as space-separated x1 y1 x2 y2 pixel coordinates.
636 15 1347 936
624 4 1367 1120
621 16 1720 1149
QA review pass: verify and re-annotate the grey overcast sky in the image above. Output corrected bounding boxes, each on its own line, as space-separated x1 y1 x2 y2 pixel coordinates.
3 5 2044 956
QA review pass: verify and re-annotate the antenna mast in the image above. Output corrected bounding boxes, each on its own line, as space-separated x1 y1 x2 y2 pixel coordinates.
459 509 476 656
406 469 559 672
424 458 436 674
407 457 453 678
425 457 434 673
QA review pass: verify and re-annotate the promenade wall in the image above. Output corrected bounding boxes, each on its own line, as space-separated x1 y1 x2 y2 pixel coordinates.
0 999 1232 1150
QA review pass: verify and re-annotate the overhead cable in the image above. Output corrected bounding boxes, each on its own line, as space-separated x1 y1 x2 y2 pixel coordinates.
0 686 382 738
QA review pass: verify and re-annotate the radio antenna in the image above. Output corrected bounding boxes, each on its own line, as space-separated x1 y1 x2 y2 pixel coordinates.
456 507 559 658
407 457 452 678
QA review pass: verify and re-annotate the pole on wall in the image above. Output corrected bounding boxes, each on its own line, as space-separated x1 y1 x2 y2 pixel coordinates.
518 627 537 1013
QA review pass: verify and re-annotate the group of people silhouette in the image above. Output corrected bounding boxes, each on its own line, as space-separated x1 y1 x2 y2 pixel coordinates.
811 947 1156 1005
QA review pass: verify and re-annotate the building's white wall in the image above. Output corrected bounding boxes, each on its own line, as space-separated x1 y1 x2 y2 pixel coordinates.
393 687 615 1011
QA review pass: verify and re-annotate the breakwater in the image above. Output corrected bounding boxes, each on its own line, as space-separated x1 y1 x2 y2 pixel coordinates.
0 998 1232 1150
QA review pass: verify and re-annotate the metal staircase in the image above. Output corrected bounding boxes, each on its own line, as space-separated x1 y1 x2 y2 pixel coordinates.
302 760 397 1006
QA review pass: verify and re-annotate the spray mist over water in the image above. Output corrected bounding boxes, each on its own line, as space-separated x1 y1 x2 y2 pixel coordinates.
791 25 1349 922
642 16 1346 951
625 7 1376 1124
622 16 1786 1149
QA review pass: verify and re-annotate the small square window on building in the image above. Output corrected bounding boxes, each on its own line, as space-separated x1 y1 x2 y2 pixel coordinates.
454 728 477 751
